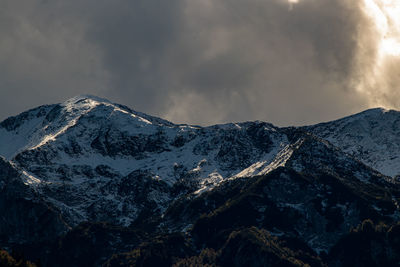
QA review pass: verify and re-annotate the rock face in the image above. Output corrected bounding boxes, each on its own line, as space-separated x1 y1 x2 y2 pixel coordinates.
304 108 400 177
0 157 69 246
1 95 400 266
163 135 400 253
0 95 288 228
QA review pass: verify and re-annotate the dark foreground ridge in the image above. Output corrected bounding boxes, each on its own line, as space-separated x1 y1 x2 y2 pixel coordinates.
1 96 400 266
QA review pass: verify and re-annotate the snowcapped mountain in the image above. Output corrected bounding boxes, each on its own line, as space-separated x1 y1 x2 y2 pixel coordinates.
305 108 400 178
2 95 400 266
235 132 392 186
161 132 400 253
0 95 288 227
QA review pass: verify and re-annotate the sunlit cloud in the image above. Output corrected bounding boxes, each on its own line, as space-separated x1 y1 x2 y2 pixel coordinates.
288 0 299 10
382 38 400 57
358 0 400 107
364 0 400 58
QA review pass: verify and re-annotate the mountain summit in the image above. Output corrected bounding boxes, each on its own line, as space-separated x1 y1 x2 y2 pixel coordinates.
1 96 400 266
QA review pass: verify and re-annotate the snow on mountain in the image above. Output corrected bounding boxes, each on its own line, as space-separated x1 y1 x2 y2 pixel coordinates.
3 95 400 263
305 108 400 178
234 138 303 178
0 156 70 244
2 96 400 231
0 95 171 160
0 95 288 227
235 131 394 188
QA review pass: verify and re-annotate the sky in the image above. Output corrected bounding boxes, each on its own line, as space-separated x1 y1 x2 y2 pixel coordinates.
0 0 399 126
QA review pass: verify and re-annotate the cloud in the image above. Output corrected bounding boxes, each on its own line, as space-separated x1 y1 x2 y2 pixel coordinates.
0 0 110 118
0 0 397 126
356 0 400 109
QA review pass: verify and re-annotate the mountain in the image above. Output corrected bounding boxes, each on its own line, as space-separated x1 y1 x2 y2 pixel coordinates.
1 95 400 266
304 108 400 178
0 95 287 228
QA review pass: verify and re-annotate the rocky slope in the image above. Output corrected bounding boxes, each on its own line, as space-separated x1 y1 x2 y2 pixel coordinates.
1 95 400 266
305 108 400 178
0 95 288 228
0 157 69 246
161 133 400 252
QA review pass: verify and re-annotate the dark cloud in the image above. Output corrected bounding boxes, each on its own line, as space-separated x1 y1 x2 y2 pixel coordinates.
0 0 110 118
1 0 396 126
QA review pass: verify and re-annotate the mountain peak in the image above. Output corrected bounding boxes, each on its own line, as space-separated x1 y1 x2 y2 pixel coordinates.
2 98 400 265
306 107 400 177
350 107 396 118
65 94 112 105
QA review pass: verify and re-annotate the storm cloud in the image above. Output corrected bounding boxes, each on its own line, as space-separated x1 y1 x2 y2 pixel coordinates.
0 0 397 126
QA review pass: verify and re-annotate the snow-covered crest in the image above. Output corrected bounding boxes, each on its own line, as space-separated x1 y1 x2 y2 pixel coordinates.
1 96 399 228
0 95 289 226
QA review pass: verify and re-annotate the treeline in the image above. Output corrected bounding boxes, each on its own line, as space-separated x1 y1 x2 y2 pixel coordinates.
104 227 324 267
104 220 400 267
0 250 36 267
328 219 400 266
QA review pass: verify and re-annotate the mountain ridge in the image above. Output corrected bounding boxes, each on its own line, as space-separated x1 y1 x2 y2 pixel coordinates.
1 95 400 266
